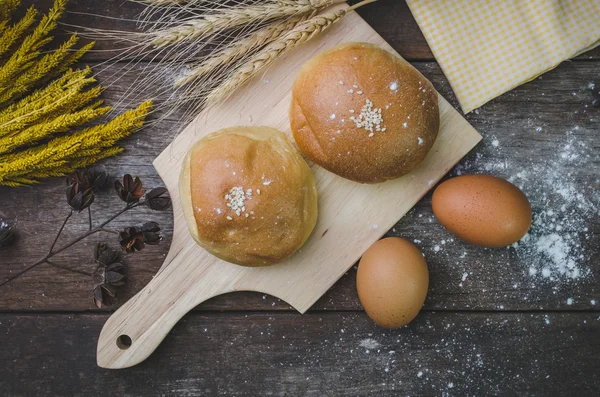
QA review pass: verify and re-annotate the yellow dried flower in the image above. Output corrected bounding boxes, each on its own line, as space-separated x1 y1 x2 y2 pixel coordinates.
0 0 65 88
0 0 20 22
0 0 21 36
0 0 153 187
0 34 80 106
0 6 37 58
0 104 110 154
0 68 97 135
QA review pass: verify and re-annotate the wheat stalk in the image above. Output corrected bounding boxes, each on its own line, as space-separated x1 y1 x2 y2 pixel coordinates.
139 0 185 5
151 0 345 47
207 0 376 104
174 12 312 88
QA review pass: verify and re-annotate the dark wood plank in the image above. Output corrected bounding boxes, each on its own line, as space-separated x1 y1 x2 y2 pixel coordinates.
1 60 599 312
18 0 600 62
1 312 599 396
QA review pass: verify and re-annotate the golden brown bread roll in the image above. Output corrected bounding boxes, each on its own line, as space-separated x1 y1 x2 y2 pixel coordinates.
179 126 318 267
290 42 440 183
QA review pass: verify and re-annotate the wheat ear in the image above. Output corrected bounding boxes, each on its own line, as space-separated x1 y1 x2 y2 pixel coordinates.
151 0 345 47
207 0 376 104
175 13 312 88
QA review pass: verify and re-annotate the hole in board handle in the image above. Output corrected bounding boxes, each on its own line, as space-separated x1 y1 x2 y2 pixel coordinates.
117 334 132 350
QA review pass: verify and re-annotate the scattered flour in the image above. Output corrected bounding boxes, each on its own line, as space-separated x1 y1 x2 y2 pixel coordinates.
456 126 597 283
359 338 380 350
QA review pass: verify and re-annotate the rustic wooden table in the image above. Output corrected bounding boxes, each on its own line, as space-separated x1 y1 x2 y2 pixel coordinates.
1 1 599 395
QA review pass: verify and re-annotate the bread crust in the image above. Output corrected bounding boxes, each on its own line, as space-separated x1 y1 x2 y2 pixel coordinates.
290 42 440 183
179 126 318 267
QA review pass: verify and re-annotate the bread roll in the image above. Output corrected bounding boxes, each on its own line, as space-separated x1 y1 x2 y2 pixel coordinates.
179 126 318 267
290 42 440 183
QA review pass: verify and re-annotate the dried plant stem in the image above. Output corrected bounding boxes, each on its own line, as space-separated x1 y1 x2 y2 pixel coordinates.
175 13 312 87
139 0 186 5
151 0 345 47
207 0 376 104
46 260 94 277
49 211 73 253
0 202 142 288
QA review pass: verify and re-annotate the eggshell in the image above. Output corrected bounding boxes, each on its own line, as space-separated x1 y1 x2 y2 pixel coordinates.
356 237 429 329
432 174 532 248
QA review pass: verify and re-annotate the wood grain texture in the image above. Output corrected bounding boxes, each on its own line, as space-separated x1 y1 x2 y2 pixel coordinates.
18 0 600 62
1 61 599 313
2 312 599 396
1 1 599 393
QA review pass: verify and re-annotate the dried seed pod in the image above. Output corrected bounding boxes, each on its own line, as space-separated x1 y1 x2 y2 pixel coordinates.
66 182 94 212
66 170 90 188
115 174 145 203
94 242 120 266
119 226 144 252
85 169 109 190
145 187 171 211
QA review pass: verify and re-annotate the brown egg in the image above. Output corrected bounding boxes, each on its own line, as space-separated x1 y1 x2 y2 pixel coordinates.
432 174 532 248
356 237 429 328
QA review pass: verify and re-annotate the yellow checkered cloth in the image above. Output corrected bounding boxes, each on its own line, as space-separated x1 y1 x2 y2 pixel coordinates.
406 0 600 113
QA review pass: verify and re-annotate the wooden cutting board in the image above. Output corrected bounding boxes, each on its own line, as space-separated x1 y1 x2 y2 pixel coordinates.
97 8 482 369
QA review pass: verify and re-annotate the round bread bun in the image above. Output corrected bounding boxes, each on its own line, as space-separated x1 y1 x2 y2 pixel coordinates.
290 42 440 183
179 126 318 267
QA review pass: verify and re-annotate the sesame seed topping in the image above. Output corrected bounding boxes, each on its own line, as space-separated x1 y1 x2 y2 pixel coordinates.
368 132 374 137
347 89 354 94
403 122 408 128
225 186 252 216
390 81 399 91
349 109 355 113
339 80 344 85
256 189 261 195
330 113 336 120
353 84 359 89
226 216 233 221
357 91 363 95
350 98 385 134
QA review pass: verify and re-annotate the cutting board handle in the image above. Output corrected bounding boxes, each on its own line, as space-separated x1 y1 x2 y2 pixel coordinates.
96 247 232 369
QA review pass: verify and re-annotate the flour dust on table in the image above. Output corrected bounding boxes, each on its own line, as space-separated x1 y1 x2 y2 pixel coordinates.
454 126 598 284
